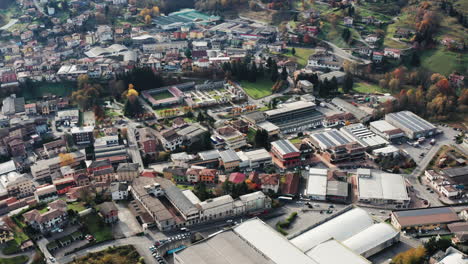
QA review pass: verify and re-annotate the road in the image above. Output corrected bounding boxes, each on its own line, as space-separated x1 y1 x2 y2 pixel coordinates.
57 236 154 264
0 19 18 30
322 40 371 64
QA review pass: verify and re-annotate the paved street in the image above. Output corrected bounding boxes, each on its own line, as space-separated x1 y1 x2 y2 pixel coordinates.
113 202 143 238
57 236 154 264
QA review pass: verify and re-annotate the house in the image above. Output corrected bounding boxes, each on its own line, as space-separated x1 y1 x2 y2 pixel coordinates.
449 73 465 88
0 221 13 244
23 200 68 234
213 126 247 150
384 48 401 59
163 167 187 182
219 150 241 172
110 182 129 201
229 172 246 184
135 127 158 155
71 126 94 145
344 16 354 27
200 169 218 184
259 173 280 193
98 202 119 223
365 34 379 44
24 104 37 115
116 163 139 182
372 51 384 63
87 159 115 183
298 80 314 93
43 139 67 158
186 167 201 183
161 129 183 151
34 185 58 203
394 28 415 39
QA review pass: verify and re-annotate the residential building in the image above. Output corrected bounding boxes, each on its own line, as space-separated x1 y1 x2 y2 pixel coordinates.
213 126 247 150
163 167 187 182
43 139 67 158
116 163 140 182
0 221 13 244
52 176 76 195
87 159 115 183
23 200 68 234
237 148 272 169
1 95 25 115
161 129 183 151
135 128 158 155
0 172 35 199
229 172 246 184
259 173 280 193
199 169 217 184
71 126 94 145
34 185 58 203
98 202 119 223
110 182 129 201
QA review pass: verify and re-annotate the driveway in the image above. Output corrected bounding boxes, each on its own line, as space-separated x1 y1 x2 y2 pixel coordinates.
113 202 143 238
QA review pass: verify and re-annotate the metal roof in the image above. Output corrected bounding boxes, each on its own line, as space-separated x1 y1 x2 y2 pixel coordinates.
305 239 371 264
290 208 374 252
219 149 240 163
340 124 388 148
198 150 220 161
386 111 435 133
342 223 399 255
357 170 409 202
310 129 354 149
393 207 460 227
271 139 300 155
234 219 319 264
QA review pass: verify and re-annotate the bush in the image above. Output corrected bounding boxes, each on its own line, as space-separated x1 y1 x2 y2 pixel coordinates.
275 212 299 235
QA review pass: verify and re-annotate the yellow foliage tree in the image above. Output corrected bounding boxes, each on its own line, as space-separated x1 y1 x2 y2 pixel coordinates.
392 246 426 264
152 6 160 16
145 15 152 24
59 153 75 167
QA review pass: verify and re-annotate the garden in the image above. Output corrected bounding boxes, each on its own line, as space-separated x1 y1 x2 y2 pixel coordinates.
240 78 274 99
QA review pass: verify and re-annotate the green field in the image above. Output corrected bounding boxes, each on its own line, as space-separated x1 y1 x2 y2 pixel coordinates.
240 78 274 99
284 48 315 68
0 256 28 264
152 91 175 101
353 82 386 94
80 214 113 242
420 48 467 76
67 201 87 212
23 82 76 100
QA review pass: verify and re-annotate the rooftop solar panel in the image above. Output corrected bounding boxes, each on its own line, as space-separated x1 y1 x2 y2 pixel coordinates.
330 130 351 145
314 133 334 148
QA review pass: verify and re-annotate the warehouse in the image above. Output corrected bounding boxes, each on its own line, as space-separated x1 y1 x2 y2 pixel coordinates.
340 123 388 149
385 111 437 139
309 129 365 163
270 139 301 169
391 207 461 231
356 169 410 208
441 166 468 185
290 207 400 259
369 120 405 141
305 168 328 200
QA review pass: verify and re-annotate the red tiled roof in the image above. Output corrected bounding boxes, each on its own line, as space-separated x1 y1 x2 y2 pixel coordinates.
229 172 246 184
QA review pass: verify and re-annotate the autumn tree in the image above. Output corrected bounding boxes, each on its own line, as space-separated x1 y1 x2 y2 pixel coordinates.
144 15 152 24
59 153 75 167
392 246 426 264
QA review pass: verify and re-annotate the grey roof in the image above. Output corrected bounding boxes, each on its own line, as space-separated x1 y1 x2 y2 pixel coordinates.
310 129 354 149
0 160 16 176
442 166 468 178
393 207 457 218
219 149 240 163
198 150 220 161
326 181 348 197
175 230 275 264
99 202 118 215
242 111 266 123
116 163 139 172
153 177 198 216
331 98 370 121
271 139 300 155
177 123 208 138
386 111 435 133
110 182 128 192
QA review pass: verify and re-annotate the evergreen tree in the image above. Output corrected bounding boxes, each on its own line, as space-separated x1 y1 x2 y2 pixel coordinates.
331 76 338 94
291 47 296 56
270 62 279 82
249 62 258 82
343 73 354 93
281 66 288 81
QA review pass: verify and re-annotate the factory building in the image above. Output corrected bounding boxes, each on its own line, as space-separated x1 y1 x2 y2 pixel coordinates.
385 111 437 139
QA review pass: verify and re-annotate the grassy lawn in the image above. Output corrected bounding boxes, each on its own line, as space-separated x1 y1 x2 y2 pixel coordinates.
2 220 30 255
420 47 467 76
177 184 194 191
0 256 29 264
289 137 302 144
71 245 141 264
152 91 174 101
353 82 387 94
284 48 315 68
67 201 87 212
240 78 274 99
23 81 76 101
80 214 113 243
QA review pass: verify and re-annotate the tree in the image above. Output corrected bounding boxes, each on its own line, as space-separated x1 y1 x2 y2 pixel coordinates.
389 78 401 91
184 48 192 59
144 15 152 24
392 246 426 264
254 129 270 150
270 62 279 82
281 66 288 81
424 237 452 256
343 73 354 93
342 28 351 42
291 47 296 56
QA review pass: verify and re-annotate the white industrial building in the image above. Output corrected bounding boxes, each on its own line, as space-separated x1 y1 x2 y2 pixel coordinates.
290 207 400 260
174 207 400 264
369 120 405 141
356 169 410 208
305 168 328 200
237 148 272 169
385 111 437 139
340 123 388 149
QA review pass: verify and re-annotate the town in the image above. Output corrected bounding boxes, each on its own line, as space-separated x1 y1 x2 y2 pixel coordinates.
0 0 466 263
